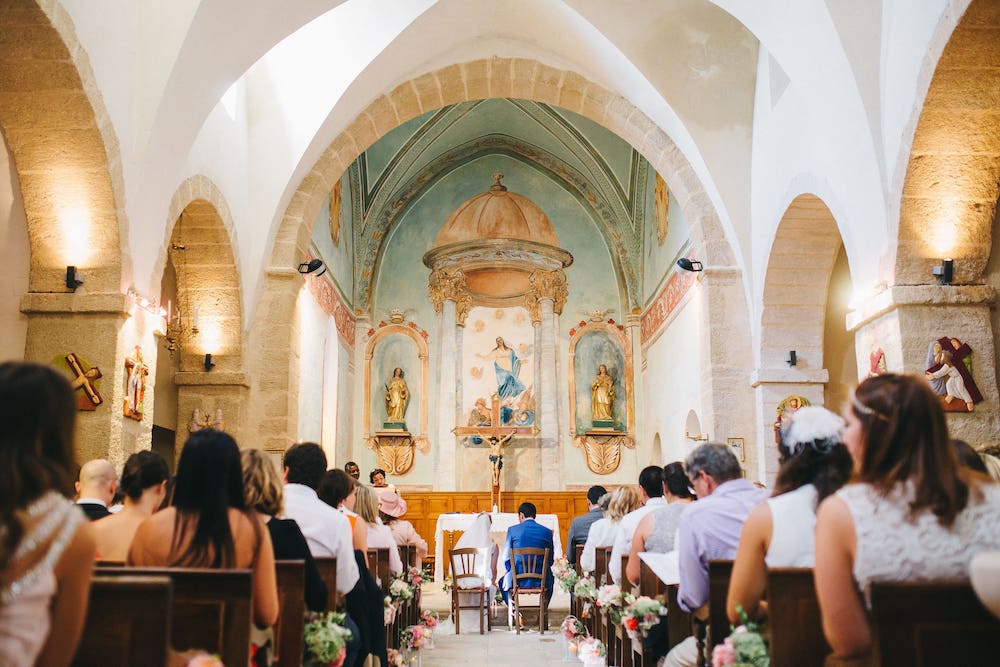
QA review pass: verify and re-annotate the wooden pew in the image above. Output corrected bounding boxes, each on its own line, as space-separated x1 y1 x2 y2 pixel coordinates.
633 559 668 667
665 583 692 651
96 566 252 667
594 546 613 646
274 560 306 667
314 557 338 611
73 575 173 667
366 547 391 595
572 543 585 624
766 568 828 667
695 560 734 667
869 579 1000 666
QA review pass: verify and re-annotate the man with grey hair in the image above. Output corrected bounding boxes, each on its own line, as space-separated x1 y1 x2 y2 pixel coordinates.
663 443 768 667
75 458 118 521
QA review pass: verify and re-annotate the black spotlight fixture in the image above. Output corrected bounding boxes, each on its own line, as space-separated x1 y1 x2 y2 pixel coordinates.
787 350 797 367
676 257 704 272
931 258 954 285
65 265 84 290
297 258 327 277
203 353 216 371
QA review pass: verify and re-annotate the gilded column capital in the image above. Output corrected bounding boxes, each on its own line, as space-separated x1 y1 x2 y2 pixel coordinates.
523 291 542 324
528 269 568 315
428 269 468 314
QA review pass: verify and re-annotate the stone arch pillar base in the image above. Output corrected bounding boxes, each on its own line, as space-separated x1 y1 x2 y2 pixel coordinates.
750 368 829 484
174 371 250 461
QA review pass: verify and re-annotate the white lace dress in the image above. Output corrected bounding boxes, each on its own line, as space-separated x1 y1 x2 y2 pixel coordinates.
838 481 1000 607
0 492 84 666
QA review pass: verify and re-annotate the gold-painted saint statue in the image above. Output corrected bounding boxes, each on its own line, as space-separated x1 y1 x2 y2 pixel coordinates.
384 367 409 426
591 364 615 423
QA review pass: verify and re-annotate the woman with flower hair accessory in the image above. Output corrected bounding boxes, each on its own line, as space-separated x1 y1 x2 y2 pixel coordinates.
815 373 1000 661
726 405 852 623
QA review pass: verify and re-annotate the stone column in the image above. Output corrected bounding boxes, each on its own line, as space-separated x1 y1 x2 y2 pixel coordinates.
174 371 250 463
21 292 131 466
626 313 643 445
750 368 828 483
528 269 568 491
696 267 756 474
429 269 469 491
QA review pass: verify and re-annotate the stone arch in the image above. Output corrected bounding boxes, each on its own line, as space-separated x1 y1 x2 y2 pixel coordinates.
755 193 846 481
164 182 244 372
649 433 663 466
895 0 1000 285
0 0 125 292
250 57 747 451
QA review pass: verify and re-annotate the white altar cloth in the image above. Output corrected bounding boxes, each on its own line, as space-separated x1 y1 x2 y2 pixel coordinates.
434 512 563 582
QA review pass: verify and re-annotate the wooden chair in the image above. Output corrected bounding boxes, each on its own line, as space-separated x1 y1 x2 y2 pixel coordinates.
274 560 306 667
449 547 492 634
869 579 1000 666
766 568 828 667
73 575 173 667
509 546 550 635
313 557 338 611
96 567 253 667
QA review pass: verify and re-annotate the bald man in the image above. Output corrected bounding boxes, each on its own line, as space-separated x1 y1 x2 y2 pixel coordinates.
75 458 117 521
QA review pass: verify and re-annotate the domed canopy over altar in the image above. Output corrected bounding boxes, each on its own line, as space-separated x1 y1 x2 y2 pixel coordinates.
423 173 573 306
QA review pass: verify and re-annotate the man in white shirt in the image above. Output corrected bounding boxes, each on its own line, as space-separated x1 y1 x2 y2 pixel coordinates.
609 465 667 583
282 442 359 595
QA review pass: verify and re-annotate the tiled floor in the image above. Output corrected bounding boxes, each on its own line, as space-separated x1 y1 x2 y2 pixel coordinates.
416 583 579 666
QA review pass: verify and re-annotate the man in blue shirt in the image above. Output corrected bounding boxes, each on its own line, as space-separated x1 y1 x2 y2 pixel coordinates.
499 502 555 606
566 485 607 566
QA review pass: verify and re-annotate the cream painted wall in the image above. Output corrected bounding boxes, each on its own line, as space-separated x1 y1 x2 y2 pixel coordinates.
642 287 703 468
297 285 327 443
321 315 340 464
0 134 28 361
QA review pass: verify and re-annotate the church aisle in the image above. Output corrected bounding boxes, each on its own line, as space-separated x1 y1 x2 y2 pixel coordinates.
419 583 574 665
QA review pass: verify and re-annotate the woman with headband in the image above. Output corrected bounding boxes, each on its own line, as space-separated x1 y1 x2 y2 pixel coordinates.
815 374 1000 661
726 405 852 622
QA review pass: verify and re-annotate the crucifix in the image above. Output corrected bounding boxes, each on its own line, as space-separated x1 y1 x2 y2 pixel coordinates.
65 353 103 410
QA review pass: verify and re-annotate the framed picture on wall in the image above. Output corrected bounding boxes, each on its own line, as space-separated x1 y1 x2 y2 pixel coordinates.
265 448 285 471
727 437 745 463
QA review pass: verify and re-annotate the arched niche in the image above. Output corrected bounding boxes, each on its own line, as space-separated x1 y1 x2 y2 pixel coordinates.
650 433 663 466
363 323 429 444
568 321 633 435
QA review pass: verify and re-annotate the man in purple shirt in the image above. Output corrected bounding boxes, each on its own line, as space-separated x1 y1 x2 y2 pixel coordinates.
664 443 769 667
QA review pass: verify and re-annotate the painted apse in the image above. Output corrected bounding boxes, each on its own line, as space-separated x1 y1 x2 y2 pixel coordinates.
304 99 694 490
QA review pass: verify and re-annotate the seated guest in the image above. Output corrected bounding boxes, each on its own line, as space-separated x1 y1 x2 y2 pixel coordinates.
626 461 695 585
610 466 667 583
241 448 328 612
344 461 361 480
726 407 851 622
92 450 169 561
953 438 989 475
379 493 428 567
318 468 368 550
128 429 279 629
815 374 1000 661
75 458 118 521
281 443 360 598
567 485 607 566
353 485 403 575
370 468 393 491
664 443 768 667
499 502 555 605
581 487 641 573
453 513 498 633
0 362 96 667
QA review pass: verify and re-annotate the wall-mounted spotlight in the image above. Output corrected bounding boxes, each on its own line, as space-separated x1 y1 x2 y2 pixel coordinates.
65 266 84 291
297 258 327 277
787 350 797 367
203 353 216 371
677 258 704 272
932 258 954 284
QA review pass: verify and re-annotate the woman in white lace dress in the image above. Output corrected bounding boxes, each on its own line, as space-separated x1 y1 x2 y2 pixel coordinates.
0 362 97 667
815 373 1000 661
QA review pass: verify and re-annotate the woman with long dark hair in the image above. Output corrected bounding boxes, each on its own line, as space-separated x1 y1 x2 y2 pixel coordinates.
128 429 278 628
92 450 169 562
726 406 852 622
0 362 96 666
815 374 1000 660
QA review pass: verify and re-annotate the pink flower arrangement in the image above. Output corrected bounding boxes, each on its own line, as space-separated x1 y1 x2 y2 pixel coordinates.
621 595 668 640
386 648 405 667
400 624 429 651
560 615 587 640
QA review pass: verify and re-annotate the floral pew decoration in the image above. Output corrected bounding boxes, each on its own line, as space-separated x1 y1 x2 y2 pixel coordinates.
621 595 668 641
399 624 430 666
577 637 608 666
561 614 588 659
552 556 580 593
711 607 770 667
303 611 353 667
595 583 625 624
419 609 439 649
573 575 599 618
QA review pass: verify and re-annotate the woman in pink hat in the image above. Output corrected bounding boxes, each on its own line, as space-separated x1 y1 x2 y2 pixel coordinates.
379 492 427 567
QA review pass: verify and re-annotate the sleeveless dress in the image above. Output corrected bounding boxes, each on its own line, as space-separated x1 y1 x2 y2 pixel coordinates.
765 484 818 567
643 503 686 553
0 492 83 666
837 481 1000 607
